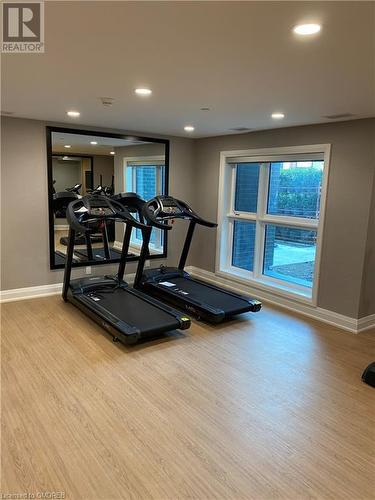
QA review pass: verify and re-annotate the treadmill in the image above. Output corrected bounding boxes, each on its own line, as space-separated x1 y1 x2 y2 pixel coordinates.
62 194 191 344
137 195 262 323
73 191 136 262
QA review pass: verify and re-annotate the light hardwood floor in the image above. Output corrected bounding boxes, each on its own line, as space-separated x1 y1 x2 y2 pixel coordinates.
1 296 374 500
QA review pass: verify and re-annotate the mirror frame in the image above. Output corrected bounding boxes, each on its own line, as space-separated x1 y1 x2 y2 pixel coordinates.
46 125 169 270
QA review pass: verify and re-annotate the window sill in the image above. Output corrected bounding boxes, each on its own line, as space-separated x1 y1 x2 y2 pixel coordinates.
113 240 163 256
217 268 314 305
129 242 164 256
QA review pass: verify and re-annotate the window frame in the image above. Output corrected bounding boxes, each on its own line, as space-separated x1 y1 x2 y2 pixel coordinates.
216 145 331 305
123 156 165 253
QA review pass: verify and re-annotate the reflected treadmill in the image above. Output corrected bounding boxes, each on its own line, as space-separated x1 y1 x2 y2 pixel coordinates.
62 194 191 344
137 195 262 323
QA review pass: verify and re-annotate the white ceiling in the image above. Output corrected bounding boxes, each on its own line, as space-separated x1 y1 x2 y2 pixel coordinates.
52 132 150 155
2 1 375 138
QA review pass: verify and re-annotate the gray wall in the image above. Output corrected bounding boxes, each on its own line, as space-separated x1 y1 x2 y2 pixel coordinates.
93 155 114 188
1 115 374 320
191 119 375 319
0 116 194 290
359 170 375 317
52 158 81 193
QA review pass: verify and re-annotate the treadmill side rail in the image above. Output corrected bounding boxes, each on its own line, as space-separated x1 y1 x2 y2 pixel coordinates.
128 287 191 330
141 281 226 323
191 276 262 312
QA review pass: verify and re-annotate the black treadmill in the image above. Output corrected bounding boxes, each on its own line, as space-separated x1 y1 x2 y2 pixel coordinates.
137 195 262 323
73 191 136 262
62 194 191 344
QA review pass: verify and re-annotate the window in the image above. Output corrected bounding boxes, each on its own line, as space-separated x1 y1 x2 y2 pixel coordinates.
217 146 329 301
124 157 165 251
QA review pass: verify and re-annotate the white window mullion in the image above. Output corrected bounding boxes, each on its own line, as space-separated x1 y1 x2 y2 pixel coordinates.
253 163 269 278
155 166 163 248
253 221 264 279
132 166 136 191
227 212 257 221
260 214 318 229
227 219 234 270
230 164 237 212
225 166 237 270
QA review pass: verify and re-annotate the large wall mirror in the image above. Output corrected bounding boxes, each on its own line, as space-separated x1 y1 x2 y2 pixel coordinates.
47 126 169 269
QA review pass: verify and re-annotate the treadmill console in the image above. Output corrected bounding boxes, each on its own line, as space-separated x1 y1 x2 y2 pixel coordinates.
144 194 216 228
159 197 184 218
89 207 114 216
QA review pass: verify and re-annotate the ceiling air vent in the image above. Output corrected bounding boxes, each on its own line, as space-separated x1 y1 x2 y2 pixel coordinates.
100 97 115 107
229 127 252 132
324 113 354 120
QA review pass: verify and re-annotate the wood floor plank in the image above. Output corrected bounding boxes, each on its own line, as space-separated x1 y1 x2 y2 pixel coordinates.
1 296 374 499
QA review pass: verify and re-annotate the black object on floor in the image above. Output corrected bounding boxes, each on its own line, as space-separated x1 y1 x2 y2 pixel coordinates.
362 362 375 387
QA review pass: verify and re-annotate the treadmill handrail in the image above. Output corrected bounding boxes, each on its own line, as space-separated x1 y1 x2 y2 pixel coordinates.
142 195 217 228
66 194 151 234
175 198 217 228
140 199 173 231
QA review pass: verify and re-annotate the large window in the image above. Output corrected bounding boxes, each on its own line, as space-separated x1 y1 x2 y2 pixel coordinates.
218 146 329 301
124 157 165 251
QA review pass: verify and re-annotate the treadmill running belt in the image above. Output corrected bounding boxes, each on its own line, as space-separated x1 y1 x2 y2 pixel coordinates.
60 235 102 246
83 288 179 335
55 251 79 265
160 277 251 314
74 247 133 261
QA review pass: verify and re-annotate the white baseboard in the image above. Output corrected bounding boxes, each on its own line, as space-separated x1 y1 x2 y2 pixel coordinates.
113 240 123 251
186 266 375 334
114 240 162 257
357 314 375 333
0 272 137 304
0 283 62 303
2 268 375 335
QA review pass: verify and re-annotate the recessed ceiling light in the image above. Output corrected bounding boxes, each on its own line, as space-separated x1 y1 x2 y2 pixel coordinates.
271 112 285 120
64 144 71 148
293 24 321 35
135 88 152 96
90 141 98 145
66 110 80 117
110 151 115 155
184 125 195 132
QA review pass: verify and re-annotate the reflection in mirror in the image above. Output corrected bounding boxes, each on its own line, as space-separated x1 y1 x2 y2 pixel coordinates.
49 129 168 269
117 149 166 257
